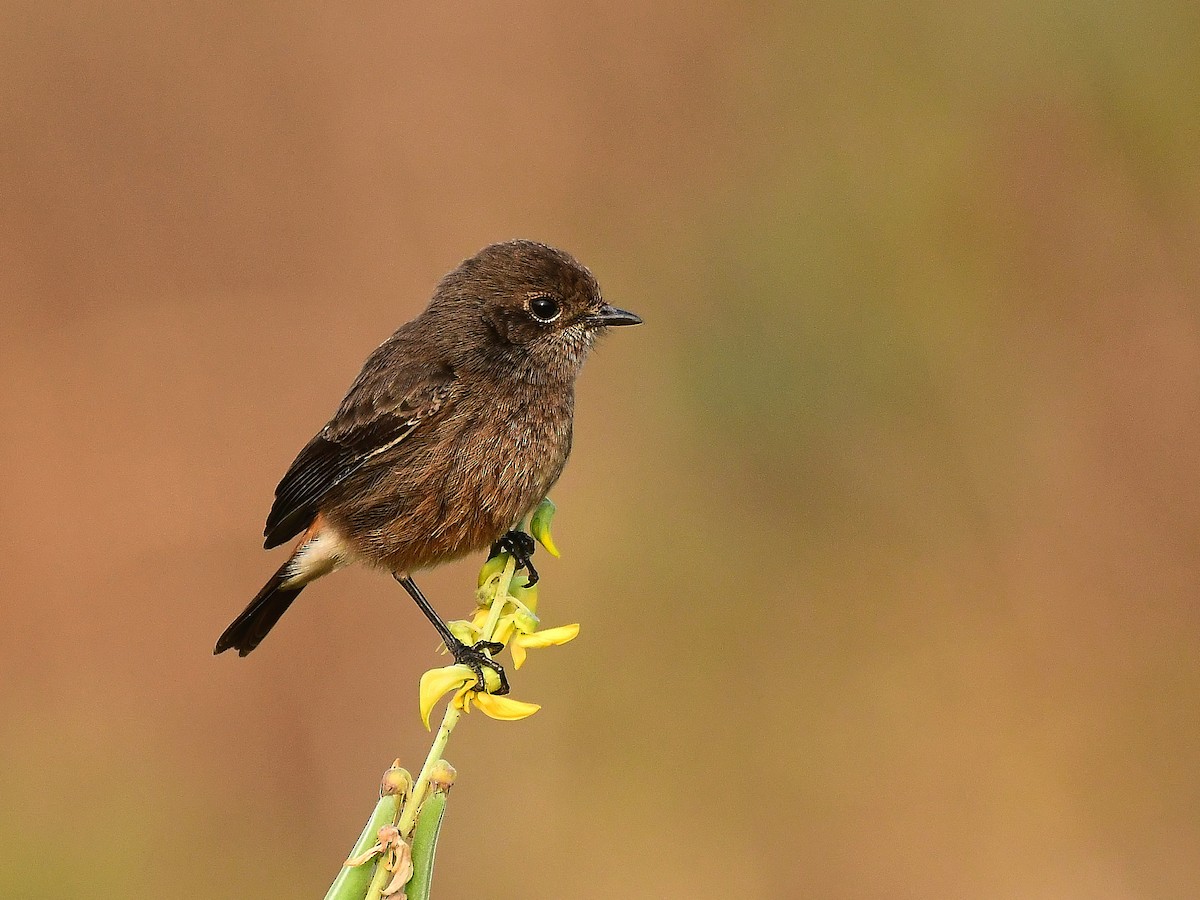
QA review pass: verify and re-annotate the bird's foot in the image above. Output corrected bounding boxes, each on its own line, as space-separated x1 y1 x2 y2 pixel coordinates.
451 638 509 696
490 530 539 586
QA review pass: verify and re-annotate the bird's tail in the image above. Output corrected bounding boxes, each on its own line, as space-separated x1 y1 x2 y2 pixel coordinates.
213 560 307 657
214 516 349 657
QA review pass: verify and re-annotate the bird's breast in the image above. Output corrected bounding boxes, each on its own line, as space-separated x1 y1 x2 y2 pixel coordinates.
334 385 574 571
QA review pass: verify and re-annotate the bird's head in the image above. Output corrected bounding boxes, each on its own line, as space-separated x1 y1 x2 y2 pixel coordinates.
431 240 641 384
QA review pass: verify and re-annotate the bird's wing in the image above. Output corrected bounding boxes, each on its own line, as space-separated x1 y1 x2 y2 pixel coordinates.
262 368 456 549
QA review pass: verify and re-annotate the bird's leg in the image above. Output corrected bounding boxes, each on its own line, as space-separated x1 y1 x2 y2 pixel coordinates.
489 530 539 586
393 574 509 695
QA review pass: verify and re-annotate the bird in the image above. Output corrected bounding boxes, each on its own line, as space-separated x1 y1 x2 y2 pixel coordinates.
213 240 641 692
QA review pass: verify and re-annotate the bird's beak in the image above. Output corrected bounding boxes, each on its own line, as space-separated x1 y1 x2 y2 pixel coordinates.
588 304 643 327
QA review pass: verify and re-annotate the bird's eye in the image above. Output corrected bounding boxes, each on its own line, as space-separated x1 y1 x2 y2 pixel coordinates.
528 295 561 323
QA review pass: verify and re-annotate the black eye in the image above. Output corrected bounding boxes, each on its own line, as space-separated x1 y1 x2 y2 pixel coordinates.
528 295 561 323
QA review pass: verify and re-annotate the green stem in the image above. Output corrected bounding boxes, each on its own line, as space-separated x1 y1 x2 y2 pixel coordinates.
398 705 462 838
405 555 517 836
480 556 517 641
363 555 518 900
362 556 518 900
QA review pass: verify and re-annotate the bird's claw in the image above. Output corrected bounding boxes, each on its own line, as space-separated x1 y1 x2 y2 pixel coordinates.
490 530 539 586
452 639 509 695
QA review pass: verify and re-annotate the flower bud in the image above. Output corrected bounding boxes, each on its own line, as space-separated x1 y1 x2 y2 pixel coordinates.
380 763 413 798
530 497 561 557
429 759 457 793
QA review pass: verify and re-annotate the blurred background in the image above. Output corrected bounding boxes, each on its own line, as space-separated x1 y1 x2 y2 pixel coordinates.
3 2 1199 897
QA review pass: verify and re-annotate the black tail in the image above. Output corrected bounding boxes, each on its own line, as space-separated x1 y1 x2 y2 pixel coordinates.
214 562 307 657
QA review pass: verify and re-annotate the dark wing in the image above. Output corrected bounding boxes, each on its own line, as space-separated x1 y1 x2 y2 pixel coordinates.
262 369 455 549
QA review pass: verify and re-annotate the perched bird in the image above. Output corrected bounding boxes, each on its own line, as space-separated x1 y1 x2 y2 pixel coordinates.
214 240 641 690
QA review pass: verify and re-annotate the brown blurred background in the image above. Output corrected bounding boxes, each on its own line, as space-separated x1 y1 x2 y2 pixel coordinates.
3 2 1199 897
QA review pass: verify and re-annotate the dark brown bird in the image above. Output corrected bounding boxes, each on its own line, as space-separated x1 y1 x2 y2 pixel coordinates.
214 240 641 690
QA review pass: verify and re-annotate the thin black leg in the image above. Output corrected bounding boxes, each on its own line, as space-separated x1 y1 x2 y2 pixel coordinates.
393 573 509 695
395 574 459 647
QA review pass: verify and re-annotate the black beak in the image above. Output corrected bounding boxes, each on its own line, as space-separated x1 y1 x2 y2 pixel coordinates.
589 304 643 327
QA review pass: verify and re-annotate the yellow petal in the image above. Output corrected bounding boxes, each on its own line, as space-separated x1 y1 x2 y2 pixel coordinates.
449 664 502 714
517 623 580 650
419 664 474 730
491 615 516 646
452 684 473 713
510 638 528 670
473 692 541 721
529 497 561 558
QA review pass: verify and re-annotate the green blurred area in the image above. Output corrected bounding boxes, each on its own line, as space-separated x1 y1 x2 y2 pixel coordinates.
3 2 1199 897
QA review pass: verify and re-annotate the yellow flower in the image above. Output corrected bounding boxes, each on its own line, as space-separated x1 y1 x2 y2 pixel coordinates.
418 663 541 729
509 623 580 670
419 664 476 729
418 533 576 729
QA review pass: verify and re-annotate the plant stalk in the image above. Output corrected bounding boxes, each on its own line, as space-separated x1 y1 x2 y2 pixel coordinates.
361 555 518 900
